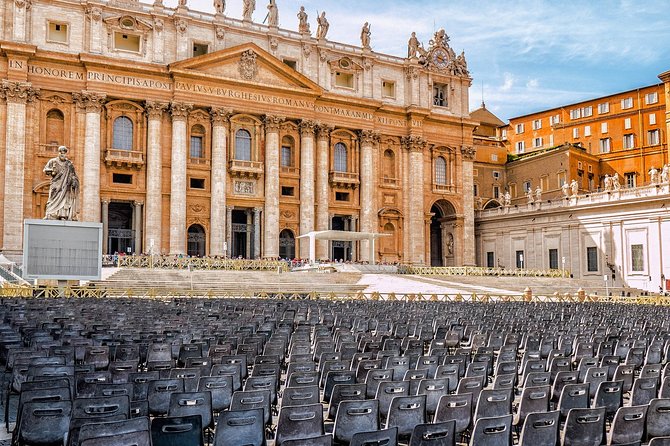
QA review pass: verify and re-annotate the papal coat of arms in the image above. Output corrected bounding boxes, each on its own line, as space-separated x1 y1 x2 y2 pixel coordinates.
239 50 258 81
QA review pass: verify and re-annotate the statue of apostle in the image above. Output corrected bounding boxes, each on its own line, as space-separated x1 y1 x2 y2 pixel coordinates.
297 6 310 34
213 0 225 15
316 11 329 40
44 146 79 221
361 22 371 49
242 0 255 21
267 0 278 26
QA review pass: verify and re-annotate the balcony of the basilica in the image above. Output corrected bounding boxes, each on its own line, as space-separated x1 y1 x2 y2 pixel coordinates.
381 176 400 188
280 166 300 178
188 157 211 169
104 149 144 169
229 159 264 179
329 171 360 189
38 143 62 158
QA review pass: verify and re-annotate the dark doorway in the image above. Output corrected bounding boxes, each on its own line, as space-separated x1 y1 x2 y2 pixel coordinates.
231 209 253 258
330 216 351 261
279 229 295 259
108 202 134 255
187 224 206 257
430 204 443 266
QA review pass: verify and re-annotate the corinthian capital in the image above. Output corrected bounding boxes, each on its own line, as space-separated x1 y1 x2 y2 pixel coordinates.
460 145 476 160
210 107 233 125
86 6 102 22
316 123 333 141
299 119 317 136
73 90 106 112
263 115 285 132
1 81 39 104
170 102 193 120
359 129 380 146
401 135 427 152
145 100 169 119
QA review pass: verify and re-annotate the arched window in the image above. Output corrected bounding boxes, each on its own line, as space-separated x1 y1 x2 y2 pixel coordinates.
383 149 395 178
435 156 447 185
334 142 347 172
187 224 206 257
46 109 65 147
281 136 294 167
235 129 252 161
382 222 395 254
279 229 295 259
112 116 133 151
190 124 205 159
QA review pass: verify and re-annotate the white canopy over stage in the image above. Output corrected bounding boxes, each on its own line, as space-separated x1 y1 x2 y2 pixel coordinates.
297 230 390 265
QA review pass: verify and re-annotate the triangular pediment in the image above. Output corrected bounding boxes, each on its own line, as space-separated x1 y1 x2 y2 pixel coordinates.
169 43 322 95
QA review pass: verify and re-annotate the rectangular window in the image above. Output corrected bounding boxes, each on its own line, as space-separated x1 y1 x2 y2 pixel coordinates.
114 32 141 52
192 42 208 57
112 173 132 184
533 137 543 148
335 71 354 88
516 141 525 153
549 249 558 270
486 252 495 268
625 172 636 188
515 123 525 134
572 128 579 139
586 247 598 272
509 183 517 198
646 92 658 104
631 244 644 272
599 138 611 153
493 171 500 180
280 146 292 167
190 178 205 189
500 129 507 140
569 109 581 120
550 114 560 125
523 181 531 193
549 134 554 146
283 59 297 70
335 191 350 201
47 22 68 43
433 83 448 106
584 126 591 137
648 129 660 146
597 102 610 114
532 119 542 130
623 134 634 149
624 117 631 129
516 250 525 269
493 186 500 199
190 136 203 158
582 106 593 117
490 154 498 162
473 184 478 196
382 80 396 98
281 186 295 196
601 122 608 133
649 113 656 125
621 97 633 109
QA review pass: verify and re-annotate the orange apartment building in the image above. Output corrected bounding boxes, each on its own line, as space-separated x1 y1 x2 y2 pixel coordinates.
502 84 668 193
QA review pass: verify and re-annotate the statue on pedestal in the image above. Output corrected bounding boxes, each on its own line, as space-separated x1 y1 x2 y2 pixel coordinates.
297 6 310 34
661 164 669 184
503 191 511 206
316 11 329 40
561 181 570 198
612 173 621 191
603 174 612 192
650 166 659 184
44 146 79 221
242 0 255 21
267 0 278 27
360 22 371 49
570 179 578 197
214 0 225 15
407 32 420 58
526 188 534 204
534 185 542 202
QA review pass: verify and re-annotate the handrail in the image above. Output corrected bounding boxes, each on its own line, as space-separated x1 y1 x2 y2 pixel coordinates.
397 265 569 278
104 255 289 272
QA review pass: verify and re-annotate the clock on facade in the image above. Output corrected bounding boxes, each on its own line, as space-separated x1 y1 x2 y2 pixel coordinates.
431 48 449 69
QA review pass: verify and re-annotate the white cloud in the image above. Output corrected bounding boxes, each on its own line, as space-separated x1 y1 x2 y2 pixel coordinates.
501 73 515 92
526 79 539 89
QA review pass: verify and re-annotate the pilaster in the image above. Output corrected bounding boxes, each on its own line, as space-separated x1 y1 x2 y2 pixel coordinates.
359 129 380 262
298 119 317 258
460 145 476 265
168 101 192 254
253 207 262 259
402 135 427 264
12 0 30 42
315 123 333 259
210 107 232 256
144 101 168 254
86 6 103 53
263 115 284 258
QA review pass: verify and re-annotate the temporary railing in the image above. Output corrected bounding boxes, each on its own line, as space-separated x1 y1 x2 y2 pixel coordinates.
104 255 289 271
398 265 569 278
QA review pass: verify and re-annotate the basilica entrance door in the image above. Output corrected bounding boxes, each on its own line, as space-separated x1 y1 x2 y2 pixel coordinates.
187 224 206 257
108 202 134 255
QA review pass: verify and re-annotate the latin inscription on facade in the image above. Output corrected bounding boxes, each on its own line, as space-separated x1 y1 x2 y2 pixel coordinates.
9 60 24 69
234 180 255 195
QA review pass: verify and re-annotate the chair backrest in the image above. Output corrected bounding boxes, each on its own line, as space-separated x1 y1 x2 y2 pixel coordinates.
376 380 410 421
386 394 427 440
492 374 515 391
469 414 512 446
613 364 635 392
408 420 455 446
584 366 609 398
147 378 185 416
80 430 152 446
214 408 266 446
647 398 670 440
514 385 550 427
592 380 623 415
79 417 150 444
151 414 204 446
333 399 380 444
365 368 394 398
350 427 398 446
434 393 472 434
474 388 513 422
607 405 647 446
418 378 451 417
385 355 410 381
649 437 670 446
328 383 366 420
281 385 320 409
230 389 272 426
518 410 559 446
561 407 606 446
557 383 589 418
167 391 213 430
552 370 579 402
631 376 659 406
72 394 130 423
16 400 72 446
198 375 233 413
456 376 483 406
275 403 324 446
281 434 333 446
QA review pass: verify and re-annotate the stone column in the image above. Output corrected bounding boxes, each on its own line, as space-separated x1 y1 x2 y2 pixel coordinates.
403 136 427 264
315 124 333 260
0 81 38 254
210 108 231 256
73 90 106 223
101 200 109 255
168 102 193 254
263 115 284 258
133 201 142 254
144 101 168 254
298 120 316 258
12 0 29 41
460 146 477 265
226 205 233 257
358 130 379 263
86 6 103 53
253 207 262 259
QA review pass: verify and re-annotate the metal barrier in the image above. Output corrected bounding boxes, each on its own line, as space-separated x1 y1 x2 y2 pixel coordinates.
6 285 667 305
397 265 569 278
103 255 289 272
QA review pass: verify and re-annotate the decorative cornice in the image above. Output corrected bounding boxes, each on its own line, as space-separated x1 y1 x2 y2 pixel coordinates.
210 107 232 125
316 123 334 140
299 119 317 136
263 115 285 132
14 0 31 10
144 100 168 119
359 129 380 146
170 101 193 120
401 135 427 152
404 65 419 80
1 81 39 104
86 6 102 22
72 90 106 112
460 145 476 160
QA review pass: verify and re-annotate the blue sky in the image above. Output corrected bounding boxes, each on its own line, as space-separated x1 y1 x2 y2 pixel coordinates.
178 0 670 122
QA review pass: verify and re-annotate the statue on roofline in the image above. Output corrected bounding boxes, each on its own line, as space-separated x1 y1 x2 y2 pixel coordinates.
44 146 79 221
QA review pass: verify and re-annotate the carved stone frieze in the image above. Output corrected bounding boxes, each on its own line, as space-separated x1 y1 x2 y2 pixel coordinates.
86 6 102 22
302 42 312 58
401 135 427 152
72 91 106 112
404 65 419 80
174 17 188 34
359 129 380 146
460 145 476 160
189 204 206 213
263 115 285 132
269 37 279 53
239 50 258 80
210 107 232 125
145 100 168 119
215 25 225 40
170 102 193 120
299 119 317 136
153 18 164 31
234 180 255 195
280 210 295 220
1 81 39 104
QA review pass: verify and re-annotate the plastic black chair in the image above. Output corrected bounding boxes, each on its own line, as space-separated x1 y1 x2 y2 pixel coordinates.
518 410 559 446
147 378 185 416
12 400 71 446
561 407 606 446
386 394 427 440
230 389 272 427
408 420 455 446
167 391 213 431
513 385 550 429
592 380 622 416
281 434 333 446
647 398 670 441
323 370 356 403
434 393 472 436
607 405 647 446
474 388 513 422
649 437 670 446
557 383 589 419
328 383 366 420
333 399 380 445
151 414 204 446
469 414 512 446
281 385 320 408
417 378 451 418
78 416 150 445
214 408 266 446
631 377 658 406
80 430 152 446
211 363 243 392
275 403 324 446
350 427 398 446
198 375 233 413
